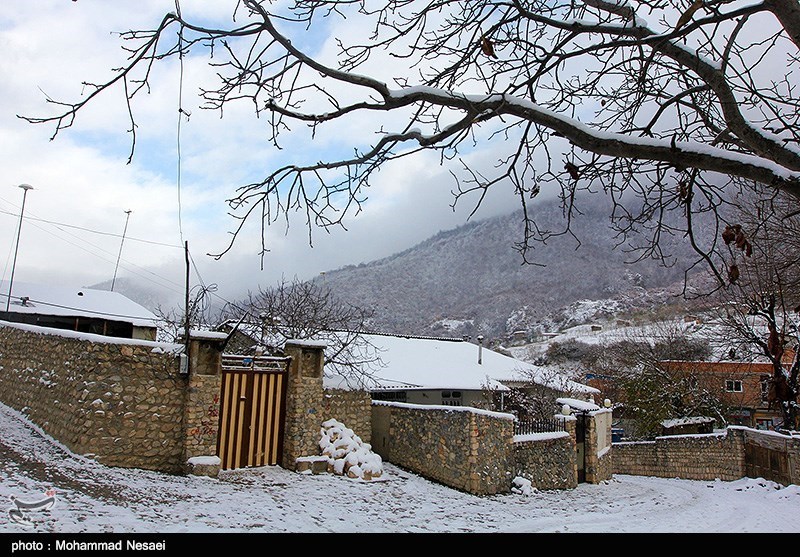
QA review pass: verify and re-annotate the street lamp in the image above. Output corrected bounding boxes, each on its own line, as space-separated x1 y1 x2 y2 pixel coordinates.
5 184 34 313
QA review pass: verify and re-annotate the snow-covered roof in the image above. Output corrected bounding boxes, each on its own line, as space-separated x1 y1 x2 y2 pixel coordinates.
217 323 598 395
356 333 598 394
0 280 157 328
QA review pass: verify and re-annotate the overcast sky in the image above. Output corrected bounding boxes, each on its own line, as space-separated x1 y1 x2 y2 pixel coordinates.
0 1 524 309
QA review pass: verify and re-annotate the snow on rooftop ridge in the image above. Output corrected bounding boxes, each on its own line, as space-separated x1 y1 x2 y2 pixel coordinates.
373 400 516 421
557 397 601 412
286 338 328 348
188 329 229 341
661 416 715 428
215 321 467 344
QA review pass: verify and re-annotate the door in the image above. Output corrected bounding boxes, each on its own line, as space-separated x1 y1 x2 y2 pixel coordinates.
576 413 587 483
217 355 290 470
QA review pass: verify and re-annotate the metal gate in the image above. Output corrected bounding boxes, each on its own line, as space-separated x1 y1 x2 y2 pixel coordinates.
217 355 290 470
575 413 587 483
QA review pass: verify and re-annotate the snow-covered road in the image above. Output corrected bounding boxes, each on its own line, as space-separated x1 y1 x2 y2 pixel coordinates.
0 402 798 534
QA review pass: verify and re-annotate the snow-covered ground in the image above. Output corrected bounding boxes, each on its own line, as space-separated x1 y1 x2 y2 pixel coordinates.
0 401 799 534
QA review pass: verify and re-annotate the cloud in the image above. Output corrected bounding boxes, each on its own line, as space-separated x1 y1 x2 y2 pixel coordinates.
0 0 539 310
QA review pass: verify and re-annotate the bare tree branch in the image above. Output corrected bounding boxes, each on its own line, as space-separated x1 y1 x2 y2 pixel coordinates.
19 0 800 283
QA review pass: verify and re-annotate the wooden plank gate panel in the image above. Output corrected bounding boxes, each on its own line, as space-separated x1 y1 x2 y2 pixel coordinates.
217 355 289 470
745 440 791 487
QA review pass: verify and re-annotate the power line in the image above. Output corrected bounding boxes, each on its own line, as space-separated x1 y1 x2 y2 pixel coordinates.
0 207 182 248
111 210 133 292
0 202 185 296
175 0 186 245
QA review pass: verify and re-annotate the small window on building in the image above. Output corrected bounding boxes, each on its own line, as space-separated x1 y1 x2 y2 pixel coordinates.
725 380 743 392
441 390 462 406
372 391 407 402
756 418 774 431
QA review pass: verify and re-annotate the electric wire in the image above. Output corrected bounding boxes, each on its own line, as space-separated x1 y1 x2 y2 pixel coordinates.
175 0 186 246
0 200 185 296
0 207 182 248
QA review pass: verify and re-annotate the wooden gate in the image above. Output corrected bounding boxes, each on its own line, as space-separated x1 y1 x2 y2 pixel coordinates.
744 435 791 486
217 355 290 470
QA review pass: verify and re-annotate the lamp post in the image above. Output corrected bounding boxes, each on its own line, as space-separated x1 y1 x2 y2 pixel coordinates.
5 184 34 313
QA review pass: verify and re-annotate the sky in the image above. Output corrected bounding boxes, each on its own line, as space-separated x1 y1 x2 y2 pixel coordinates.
0 0 523 311
1 400 798 536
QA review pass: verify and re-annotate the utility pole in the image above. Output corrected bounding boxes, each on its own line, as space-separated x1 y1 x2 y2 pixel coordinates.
5 184 33 313
111 209 132 291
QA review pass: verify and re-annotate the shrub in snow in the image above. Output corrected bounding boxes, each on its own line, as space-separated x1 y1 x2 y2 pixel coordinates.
319 418 383 481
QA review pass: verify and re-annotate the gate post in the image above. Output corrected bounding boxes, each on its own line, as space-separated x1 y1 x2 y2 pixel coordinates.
281 340 326 469
182 332 226 476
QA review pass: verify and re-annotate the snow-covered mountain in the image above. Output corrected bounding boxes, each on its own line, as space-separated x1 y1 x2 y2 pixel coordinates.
98 197 716 346
317 197 712 342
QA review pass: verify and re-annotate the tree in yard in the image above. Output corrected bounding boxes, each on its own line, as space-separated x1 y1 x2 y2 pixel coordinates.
588 321 722 439
711 191 800 430
20 0 800 277
154 282 218 343
216 277 383 388
481 364 594 421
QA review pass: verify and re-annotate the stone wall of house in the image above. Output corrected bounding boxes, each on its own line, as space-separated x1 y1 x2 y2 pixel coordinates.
321 388 372 444
613 428 747 481
0 323 187 472
513 431 577 490
372 402 516 495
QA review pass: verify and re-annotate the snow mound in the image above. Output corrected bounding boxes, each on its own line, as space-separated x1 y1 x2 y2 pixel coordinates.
511 476 536 496
319 419 383 481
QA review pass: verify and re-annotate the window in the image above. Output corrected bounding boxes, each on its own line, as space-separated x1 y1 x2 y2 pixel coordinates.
441 390 462 406
725 380 743 393
372 391 407 402
756 419 774 431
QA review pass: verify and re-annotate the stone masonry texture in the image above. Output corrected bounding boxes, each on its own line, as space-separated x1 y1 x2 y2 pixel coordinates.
0 324 186 472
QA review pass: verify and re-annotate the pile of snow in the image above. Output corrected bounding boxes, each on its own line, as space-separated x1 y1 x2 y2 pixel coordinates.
511 476 536 496
318 419 383 481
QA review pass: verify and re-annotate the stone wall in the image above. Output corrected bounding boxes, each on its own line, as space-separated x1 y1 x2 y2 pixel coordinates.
0 322 186 472
586 409 614 483
281 341 326 469
0 322 228 475
321 388 372 444
182 366 222 467
371 402 615 494
614 428 746 481
513 431 577 490
372 402 515 495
